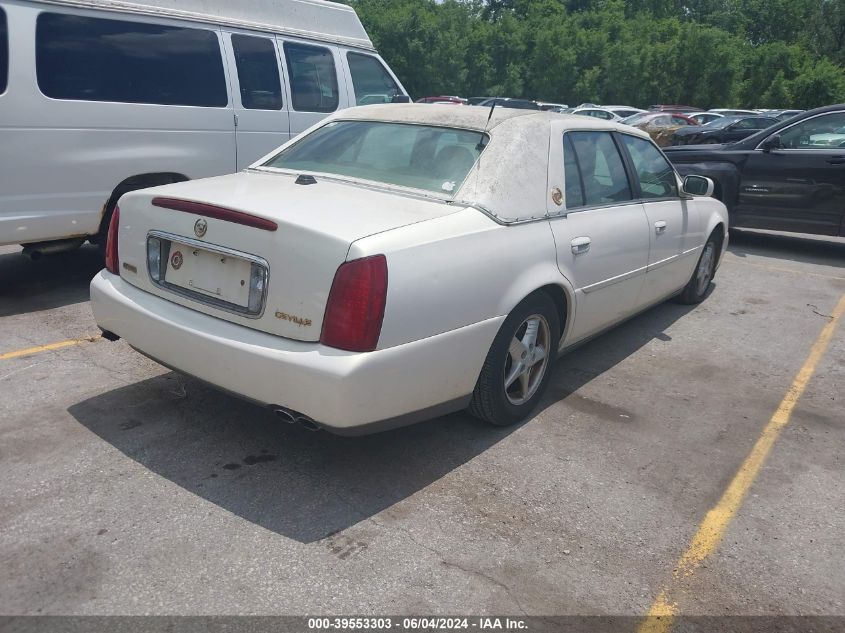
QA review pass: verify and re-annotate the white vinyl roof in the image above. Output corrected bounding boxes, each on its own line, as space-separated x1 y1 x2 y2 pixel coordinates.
332 105 651 223
35 0 374 49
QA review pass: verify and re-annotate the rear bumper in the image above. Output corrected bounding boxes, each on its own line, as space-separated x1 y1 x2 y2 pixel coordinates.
90 271 502 433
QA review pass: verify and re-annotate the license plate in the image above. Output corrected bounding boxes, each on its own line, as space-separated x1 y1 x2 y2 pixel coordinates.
164 243 252 308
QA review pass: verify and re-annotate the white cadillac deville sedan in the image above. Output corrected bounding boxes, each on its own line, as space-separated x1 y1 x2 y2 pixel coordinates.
91 104 728 434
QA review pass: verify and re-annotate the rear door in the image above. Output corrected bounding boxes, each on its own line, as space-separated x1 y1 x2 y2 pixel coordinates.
223 32 290 169
548 128 651 344
279 39 348 137
735 110 845 236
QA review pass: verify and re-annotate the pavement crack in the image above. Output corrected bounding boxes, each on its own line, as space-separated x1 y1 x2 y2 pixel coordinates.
363 513 528 616
439 559 528 616
806 304 834 320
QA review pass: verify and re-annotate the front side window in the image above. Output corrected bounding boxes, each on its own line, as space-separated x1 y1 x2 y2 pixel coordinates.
0 8 7 94
284 42 339 113
232 34 282 110
347 52 401 105
263 120 484 195
620 135 678 199
779 112 845 149
564 131 632 207
36 13 227 106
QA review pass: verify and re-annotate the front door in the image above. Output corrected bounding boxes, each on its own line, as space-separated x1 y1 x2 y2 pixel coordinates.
548 130 651 345
617 133 700 305
735 110 845 236
223 32 290 170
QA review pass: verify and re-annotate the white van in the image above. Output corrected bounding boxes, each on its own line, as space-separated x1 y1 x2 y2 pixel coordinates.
0 0 408 257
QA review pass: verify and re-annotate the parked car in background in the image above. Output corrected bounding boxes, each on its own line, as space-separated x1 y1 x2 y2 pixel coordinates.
623 112 699 146
604 105 646 119
0 0 408 258
708 108 760 117
686 112 724 125
416 96 466 104
475 98 540 110
91 104 728 434
467 97 494 105
572 107 623 121
649 104 703 112
671 115 778 145
664 104 845 237
537 102 569 112
772 109 805 122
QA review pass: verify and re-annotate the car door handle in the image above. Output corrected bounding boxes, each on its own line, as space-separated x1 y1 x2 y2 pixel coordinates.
654 221 667 235
826 157 845 165
571 236 591 254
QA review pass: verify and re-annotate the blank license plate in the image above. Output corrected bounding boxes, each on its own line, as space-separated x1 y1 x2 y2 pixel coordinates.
164 243 252 308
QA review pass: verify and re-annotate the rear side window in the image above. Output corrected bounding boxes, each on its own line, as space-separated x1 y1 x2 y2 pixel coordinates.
36 13 227 106
231 34 282 110
0 8 7 94
563 135 585 208
565 131 632 207
284 42 339 113
347 52 401 105
620 135 678 199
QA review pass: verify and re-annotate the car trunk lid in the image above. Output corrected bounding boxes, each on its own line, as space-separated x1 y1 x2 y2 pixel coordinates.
115 171 458 342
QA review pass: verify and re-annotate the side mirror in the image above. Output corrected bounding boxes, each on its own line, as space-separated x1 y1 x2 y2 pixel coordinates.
391 94 411 104
760 134 782 152
681 175 714 198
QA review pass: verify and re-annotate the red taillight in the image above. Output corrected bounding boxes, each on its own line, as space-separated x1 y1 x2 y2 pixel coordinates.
320 255 388 352
105 206 120 274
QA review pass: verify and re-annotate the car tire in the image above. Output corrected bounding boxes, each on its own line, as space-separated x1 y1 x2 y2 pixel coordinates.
675 232 720 304
469 292 560 427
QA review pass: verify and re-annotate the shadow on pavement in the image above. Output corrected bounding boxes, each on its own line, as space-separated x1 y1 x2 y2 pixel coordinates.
0 245 103 317
68 297 697 543
728 229 845 270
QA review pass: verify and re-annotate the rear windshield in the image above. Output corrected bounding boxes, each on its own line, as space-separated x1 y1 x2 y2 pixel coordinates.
263 121 486 195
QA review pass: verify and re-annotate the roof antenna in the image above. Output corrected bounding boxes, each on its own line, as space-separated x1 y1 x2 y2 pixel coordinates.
476 99 497 151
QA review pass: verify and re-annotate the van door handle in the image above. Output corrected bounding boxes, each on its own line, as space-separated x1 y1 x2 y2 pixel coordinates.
654 221 667 235
826 157 845 165
571 236 591 254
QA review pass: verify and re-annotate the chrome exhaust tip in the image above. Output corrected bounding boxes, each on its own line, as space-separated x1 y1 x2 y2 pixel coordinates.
271 406 320 431
273 408 297 424
296 417 320 432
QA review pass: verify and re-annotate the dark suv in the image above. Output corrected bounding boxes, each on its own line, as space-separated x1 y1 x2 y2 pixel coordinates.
664 104 845 237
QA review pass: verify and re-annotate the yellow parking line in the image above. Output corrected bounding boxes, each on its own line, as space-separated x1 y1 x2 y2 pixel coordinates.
639 293 845 633
0 335 101 360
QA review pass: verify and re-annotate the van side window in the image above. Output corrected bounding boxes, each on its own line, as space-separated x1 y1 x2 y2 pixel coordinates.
284 42 339 113
0 8 7 94
35 13 227 107
566 131 632 206
231 34 282 110
347 53 400 105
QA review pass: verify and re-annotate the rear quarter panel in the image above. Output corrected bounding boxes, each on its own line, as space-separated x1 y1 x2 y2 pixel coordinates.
348 210 573 350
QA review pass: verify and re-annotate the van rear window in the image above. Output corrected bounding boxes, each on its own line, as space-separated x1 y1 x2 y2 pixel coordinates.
36 13 227 107
0 8 7 94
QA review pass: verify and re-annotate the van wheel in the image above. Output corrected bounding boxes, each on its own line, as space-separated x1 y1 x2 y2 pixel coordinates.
469 293 560 427
675 234 719 304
